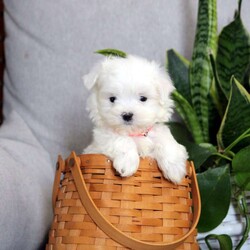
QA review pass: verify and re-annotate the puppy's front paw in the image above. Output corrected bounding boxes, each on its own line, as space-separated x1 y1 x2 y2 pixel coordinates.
157 145 188 184
160 160 187 184
113 152 139 177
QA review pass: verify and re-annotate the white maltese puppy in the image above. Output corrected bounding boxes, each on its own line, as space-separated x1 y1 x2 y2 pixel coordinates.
83 54 188 184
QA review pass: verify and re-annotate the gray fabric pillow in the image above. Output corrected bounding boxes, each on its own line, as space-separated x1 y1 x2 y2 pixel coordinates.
0 111 54 249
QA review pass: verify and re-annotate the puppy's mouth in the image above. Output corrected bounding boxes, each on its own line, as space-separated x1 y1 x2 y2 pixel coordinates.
124 121 133 126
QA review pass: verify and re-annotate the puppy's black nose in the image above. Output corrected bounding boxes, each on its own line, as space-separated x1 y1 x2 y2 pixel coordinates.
122 112 133 122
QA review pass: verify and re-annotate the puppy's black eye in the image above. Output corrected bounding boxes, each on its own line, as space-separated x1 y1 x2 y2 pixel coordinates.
140 96 147 102
109 96 116 103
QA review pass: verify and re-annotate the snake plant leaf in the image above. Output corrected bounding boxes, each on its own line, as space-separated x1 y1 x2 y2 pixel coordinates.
205 53 223 144
95 48 127 58
207 91 221 145
217 77 250 150
166 49 191 104
209 52 227 117
216 1 250 98
197 166 231 232
243 64 250 91
232 145 250 190
172 90 203 144
189 0 217 142
205 234 233 250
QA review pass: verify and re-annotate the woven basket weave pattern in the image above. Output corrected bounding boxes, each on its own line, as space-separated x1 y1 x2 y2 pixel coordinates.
47 154 199 250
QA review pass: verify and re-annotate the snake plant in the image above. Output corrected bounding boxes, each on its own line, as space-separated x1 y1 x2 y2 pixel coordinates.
167 0 250 249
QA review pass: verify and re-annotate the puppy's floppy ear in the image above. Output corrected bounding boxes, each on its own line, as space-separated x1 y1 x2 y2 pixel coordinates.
159 72 175 105
83 61 103 90
156 68 175 121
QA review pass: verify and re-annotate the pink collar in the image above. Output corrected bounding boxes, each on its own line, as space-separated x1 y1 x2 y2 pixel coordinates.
129 126 153 137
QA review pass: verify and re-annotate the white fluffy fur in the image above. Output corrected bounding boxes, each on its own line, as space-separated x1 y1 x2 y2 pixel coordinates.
83 55 188 184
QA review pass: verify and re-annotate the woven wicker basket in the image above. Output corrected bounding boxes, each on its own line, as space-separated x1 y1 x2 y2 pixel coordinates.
46 152 201 250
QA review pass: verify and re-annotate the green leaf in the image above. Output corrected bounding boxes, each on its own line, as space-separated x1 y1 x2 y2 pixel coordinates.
235 193 250 250
208 91 222 145
243 63 250 92
197 166 231 232
166 49 191 103
216 1 250 98
224 128 250 153
168 122 217 169
206 53 224 144
217 78 250 150
187 142 217 170
209 52 228 117
205 234 233 250
95 48 127 58
232 145 250 190
189 0 217 142
167 122 193 144
172 90 204 143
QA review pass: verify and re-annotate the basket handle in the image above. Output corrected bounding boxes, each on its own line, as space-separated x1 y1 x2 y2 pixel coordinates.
52 155 65 212
68 152 201 250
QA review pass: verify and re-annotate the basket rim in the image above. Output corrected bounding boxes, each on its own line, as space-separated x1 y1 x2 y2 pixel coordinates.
64 153 192 176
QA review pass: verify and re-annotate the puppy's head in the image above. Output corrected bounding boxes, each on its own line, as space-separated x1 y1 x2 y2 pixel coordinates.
83 55 175 134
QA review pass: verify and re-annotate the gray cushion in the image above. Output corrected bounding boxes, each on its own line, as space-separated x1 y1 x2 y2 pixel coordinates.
0 111 54 249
